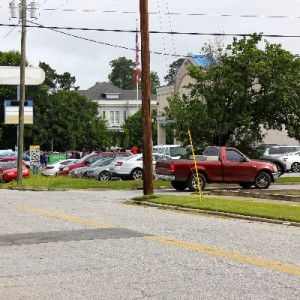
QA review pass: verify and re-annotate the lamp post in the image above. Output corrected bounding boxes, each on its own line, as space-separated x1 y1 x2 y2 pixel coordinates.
9 0 38 185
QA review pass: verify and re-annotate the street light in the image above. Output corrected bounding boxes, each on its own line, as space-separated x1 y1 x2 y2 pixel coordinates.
9 0 39 185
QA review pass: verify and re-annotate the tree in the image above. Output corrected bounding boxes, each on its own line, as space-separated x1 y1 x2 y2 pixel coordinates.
0 51 109 151
108 56 160 93
150 72 160 94
39 62 79 91
164 33 300 150
108 57 136 90
164 58 184 85
122 108 157 148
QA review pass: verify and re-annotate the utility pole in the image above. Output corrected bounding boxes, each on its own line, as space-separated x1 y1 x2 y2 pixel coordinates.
9 0 39 185
17 0 27 186
139 0 154 195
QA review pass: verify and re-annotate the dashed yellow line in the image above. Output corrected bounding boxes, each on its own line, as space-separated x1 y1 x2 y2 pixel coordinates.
144 236 300 276
15 205 300 276
16 205 117 229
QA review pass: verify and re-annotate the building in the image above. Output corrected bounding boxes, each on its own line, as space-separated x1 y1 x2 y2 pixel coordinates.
156 53 300 146
79 82 157 131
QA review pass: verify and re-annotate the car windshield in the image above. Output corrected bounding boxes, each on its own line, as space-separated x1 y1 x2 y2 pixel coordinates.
3 162 18 170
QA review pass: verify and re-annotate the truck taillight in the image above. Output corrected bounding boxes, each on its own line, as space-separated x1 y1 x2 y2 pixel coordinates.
170 162 175 172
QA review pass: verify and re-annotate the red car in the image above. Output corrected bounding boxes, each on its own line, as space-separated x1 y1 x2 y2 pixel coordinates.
58 152 132 176
0 161 30 183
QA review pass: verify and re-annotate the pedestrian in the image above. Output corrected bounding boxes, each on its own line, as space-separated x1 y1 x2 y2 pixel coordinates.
40 152 47 169
132 145 138 154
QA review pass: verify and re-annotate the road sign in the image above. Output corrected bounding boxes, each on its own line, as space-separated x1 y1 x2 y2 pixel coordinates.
4 100 33 124
0 66 45 85
30 145 40 166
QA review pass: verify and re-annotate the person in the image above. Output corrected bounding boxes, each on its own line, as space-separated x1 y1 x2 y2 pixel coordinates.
132 145 138 154
40 152 47 169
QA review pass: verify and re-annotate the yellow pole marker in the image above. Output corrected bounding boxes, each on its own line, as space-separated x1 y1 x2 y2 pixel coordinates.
188 129 202 201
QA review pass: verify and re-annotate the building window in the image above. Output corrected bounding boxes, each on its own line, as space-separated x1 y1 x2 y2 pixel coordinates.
123 111 127 122
110 111 114 124
102 111 106 119
115 111 120 124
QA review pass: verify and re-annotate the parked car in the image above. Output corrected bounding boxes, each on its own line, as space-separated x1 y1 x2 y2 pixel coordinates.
58 152 132 176
42 159 78 176
0 161 30 183
85 157 117 181
262 145 300 156
278 151 300 172
260 155 287 176
69 157 115 178
109 153 171 180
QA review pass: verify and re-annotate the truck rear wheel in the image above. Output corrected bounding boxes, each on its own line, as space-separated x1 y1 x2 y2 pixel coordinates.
171 181 187 191
187 173 206 192
254 172 271 189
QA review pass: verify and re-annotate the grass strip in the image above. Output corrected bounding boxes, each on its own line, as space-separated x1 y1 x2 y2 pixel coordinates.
0 175 171 190
277 177 300 183
133 195 300 223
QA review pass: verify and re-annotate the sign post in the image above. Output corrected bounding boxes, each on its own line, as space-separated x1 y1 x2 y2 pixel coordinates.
30 145 40 179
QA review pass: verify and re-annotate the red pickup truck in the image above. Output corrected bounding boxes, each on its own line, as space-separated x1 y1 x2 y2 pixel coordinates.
155 146 279 191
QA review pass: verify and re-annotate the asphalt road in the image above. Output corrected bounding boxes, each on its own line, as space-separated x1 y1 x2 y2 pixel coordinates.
0 188 299 300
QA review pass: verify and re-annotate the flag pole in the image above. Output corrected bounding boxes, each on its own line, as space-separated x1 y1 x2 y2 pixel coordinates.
135 19 140 112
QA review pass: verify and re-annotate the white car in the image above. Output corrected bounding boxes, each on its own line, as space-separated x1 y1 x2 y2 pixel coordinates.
42 159 77 176
153 145 188 159
109 153 171 180
279 151 300 172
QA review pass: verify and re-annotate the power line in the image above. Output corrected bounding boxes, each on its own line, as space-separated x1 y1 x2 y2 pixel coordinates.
26 20 185 58
1 6 300 19
1 23 300 38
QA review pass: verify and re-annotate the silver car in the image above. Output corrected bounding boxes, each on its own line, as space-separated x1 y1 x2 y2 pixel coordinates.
85 157 117 181
69 157 113 178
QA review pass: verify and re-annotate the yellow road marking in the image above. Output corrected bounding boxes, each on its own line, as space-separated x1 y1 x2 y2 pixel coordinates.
15 205 299 276
144 236 300 276
16 205 117 229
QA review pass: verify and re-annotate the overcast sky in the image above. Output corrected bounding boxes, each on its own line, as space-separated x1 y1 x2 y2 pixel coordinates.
0 0 300 90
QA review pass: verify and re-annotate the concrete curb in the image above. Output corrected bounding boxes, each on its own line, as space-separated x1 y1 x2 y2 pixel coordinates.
127 200 300 228
210 190 300 202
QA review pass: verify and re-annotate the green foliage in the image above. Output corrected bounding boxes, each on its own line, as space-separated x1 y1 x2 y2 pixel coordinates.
164 58 184 85
150 71 160 94
0 51 110 151
165 33 300 149
39 62 79 91
122 108 157 148
25 90 110 151
108 56 160 93
108 57 136 90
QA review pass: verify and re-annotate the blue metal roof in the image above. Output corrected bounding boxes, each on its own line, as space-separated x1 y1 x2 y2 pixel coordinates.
188 52 216 67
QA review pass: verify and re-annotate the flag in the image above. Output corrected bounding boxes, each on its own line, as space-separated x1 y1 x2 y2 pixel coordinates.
135 28 140 84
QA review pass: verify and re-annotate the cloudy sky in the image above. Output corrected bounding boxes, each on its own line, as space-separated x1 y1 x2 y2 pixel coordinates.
1 0 300 89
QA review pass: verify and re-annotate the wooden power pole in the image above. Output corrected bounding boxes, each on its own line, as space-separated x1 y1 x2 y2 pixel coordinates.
17 0 27 186
139 0 154 195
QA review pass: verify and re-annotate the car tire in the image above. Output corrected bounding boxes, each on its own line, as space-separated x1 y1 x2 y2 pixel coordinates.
291 162 300 172
254 172 271 189
171 181 187 191
187 173 206 192
131 168 143 180
239 182 253 189
275 163 284 176
99 171 110 181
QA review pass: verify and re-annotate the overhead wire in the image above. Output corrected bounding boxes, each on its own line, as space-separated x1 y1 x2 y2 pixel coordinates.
1 23 299 38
